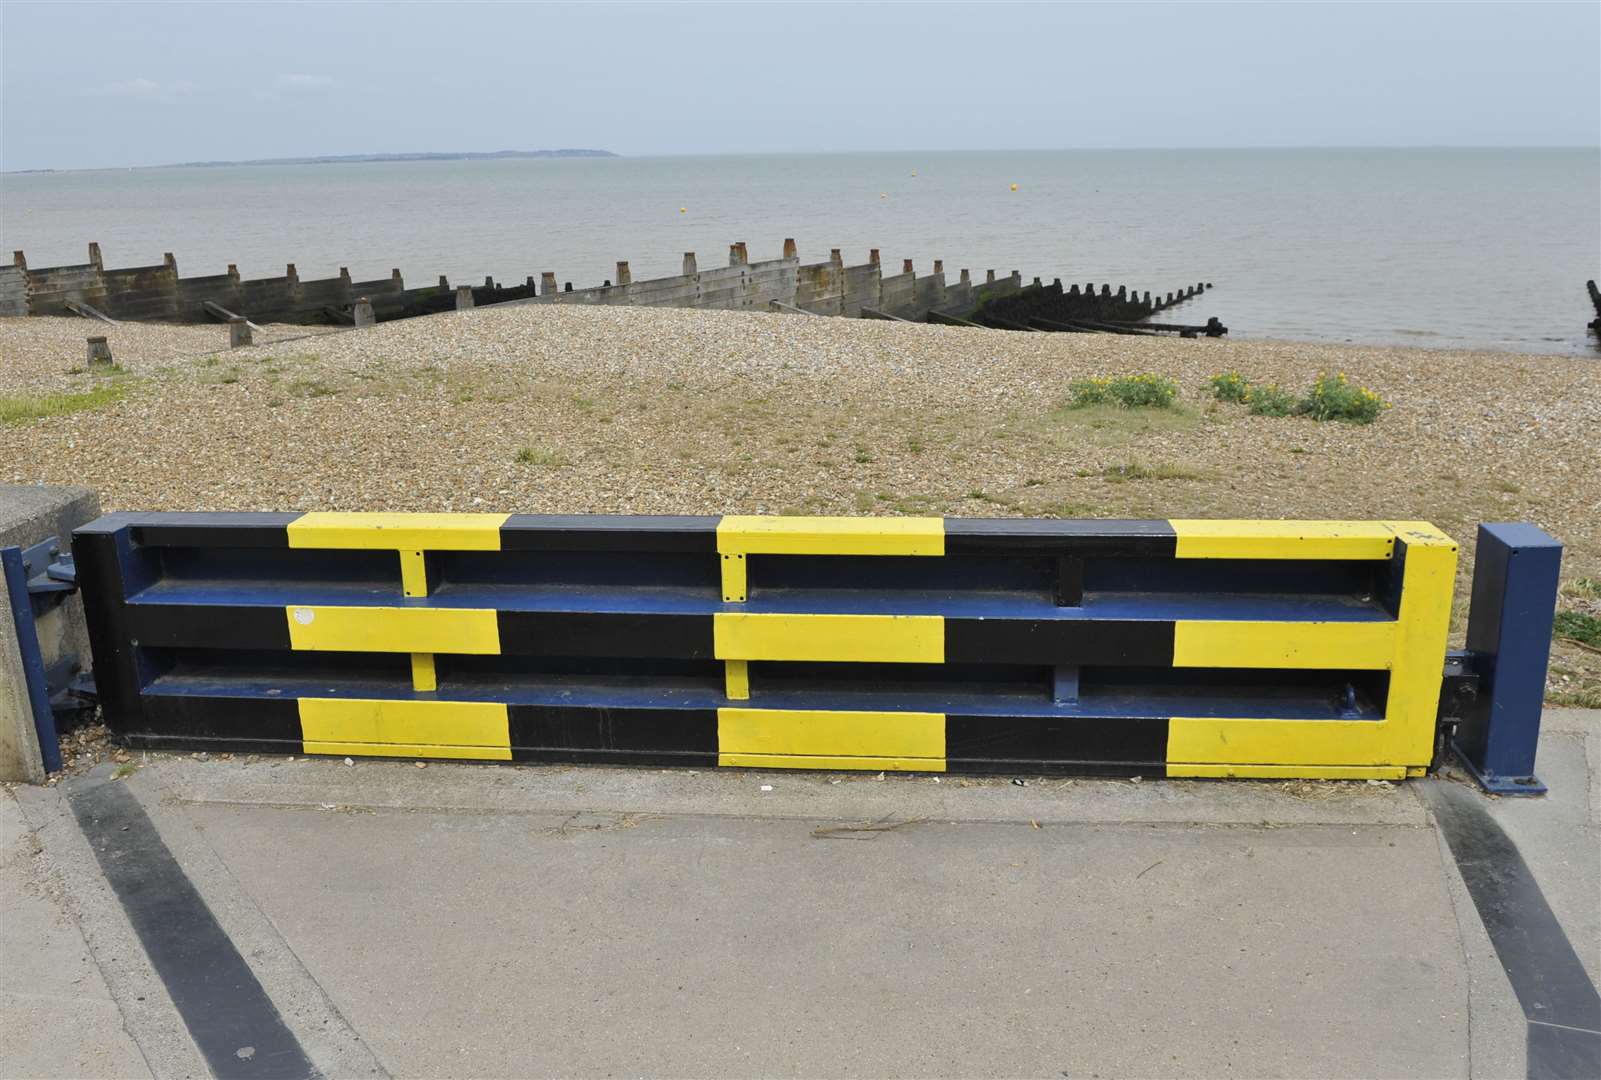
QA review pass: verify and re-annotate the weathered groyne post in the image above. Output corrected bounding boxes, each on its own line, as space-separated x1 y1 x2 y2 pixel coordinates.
540 272 558 296
455 285 475 311
228 316 252 348
615 261 632 286
86 336 113 368
353 297 376 327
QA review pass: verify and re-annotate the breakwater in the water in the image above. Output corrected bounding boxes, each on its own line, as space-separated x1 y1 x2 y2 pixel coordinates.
0 241 1213 330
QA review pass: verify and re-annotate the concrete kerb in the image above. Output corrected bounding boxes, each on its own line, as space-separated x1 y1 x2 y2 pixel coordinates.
146 753 1427 828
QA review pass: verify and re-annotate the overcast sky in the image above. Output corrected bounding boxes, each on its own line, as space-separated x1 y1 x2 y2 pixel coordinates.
2 1 1597 171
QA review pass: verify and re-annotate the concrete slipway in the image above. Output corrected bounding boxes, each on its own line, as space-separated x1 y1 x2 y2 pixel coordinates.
3 713 1597 1080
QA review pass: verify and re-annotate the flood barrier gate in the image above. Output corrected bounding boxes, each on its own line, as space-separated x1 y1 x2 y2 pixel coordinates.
72 514 1561 785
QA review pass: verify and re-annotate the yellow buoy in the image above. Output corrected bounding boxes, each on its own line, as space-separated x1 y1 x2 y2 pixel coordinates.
1010 183 1018 192
911 170 918 177
880 192 887 198
679 207 687 213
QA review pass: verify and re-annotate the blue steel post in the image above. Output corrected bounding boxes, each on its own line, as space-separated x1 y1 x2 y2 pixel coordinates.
1453 523 1563 796
1 546 62 773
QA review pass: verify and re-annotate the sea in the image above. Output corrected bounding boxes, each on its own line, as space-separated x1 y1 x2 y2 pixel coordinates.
3 148 1597 355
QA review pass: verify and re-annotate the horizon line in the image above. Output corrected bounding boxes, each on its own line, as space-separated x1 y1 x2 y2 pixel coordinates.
5 143 1600 177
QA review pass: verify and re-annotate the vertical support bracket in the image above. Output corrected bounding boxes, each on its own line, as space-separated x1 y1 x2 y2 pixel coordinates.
399 550 437 692
1052 664 1080 704
1451 523 1562 796
721 553 749 698
720 553 747 603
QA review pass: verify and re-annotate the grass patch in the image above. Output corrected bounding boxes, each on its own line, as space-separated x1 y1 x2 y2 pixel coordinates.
0 383 127 425
287 378 336 398
1563 578 1601 601
1045 402 1199 446
1553 611 1601 649
1547 686 1601 709
1101 461 1206 483
1067 373 1179 409
1048 501 1096 517
515 445 572 467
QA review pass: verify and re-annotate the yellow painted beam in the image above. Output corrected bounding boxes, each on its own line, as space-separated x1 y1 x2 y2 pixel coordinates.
717 515 944 557
718 707 945 763
719 753 946 772
1168 762 1408 780
286 605 500 654
288 512 509 551
1173 620 1394 670
1169 520 1397 560
714 613 943 664
1168 716 1404 767
299 698 511 760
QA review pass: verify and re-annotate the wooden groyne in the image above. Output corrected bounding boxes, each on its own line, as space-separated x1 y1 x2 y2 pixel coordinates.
0 241 1220 336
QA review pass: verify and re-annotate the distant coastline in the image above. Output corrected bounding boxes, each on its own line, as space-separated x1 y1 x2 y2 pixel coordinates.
6 148 618 175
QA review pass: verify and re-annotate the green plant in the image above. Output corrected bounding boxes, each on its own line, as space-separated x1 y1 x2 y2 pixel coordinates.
1067 373 1179 410
1302 372 1388 424
1208 371 1251 403
1553 611 1601 649
1245 383 1300 417
515 445 572 467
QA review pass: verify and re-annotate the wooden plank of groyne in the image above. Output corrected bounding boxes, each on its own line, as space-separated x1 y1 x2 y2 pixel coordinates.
926 311 981 328
63 299 119 324
203 301 263 332
767 301 818 316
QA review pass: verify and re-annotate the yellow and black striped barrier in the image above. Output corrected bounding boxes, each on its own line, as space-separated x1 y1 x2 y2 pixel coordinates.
73 512 1463 780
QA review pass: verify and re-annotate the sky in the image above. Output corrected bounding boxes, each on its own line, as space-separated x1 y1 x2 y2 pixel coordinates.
2 1 1598 171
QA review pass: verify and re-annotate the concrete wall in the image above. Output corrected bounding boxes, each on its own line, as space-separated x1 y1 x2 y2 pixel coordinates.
0 484 100 783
